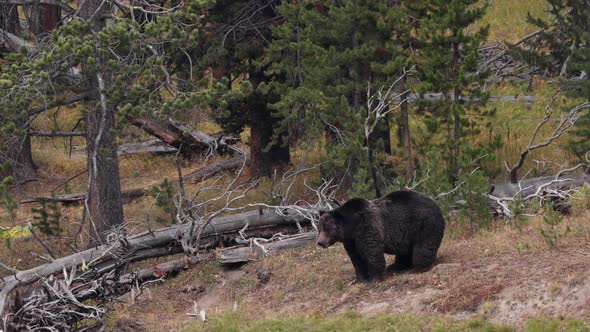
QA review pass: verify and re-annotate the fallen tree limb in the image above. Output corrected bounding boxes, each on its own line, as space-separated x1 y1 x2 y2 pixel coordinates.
491 172 590 198
130 117 240 157
19 188 146 205
0 28 34 52
118 140 178 155
218 232 317 264
395 93 535 104
490 172 590 217
0 207 309 318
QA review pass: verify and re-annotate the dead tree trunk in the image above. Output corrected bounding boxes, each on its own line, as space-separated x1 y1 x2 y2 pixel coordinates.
130 117 239 157
0 208 310 318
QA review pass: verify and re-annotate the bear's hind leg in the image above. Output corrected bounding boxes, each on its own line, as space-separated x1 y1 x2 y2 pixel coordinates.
343 241 369 282
387 254 413 273
411 243 437 272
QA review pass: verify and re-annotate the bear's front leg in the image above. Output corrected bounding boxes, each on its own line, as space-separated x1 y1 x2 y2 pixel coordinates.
365 253 386 282
343 241 369 282
357 239 386 282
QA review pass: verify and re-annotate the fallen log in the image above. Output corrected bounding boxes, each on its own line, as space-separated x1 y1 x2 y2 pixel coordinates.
129 117 183 149
491 173 590 198
218 232 317 264
118 140 178 155
489 172 590 217
18 154 249 205
19 188 146 205
0 207 309 317
130 117 240 157
396 93 535 104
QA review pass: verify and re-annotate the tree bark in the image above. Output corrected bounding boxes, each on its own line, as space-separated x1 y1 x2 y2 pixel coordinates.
1 132 37 183
0 3 20 36
78 0 124 246
248 71 290 178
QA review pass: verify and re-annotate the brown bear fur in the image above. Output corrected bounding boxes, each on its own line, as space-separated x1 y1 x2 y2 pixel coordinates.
317 190 445 282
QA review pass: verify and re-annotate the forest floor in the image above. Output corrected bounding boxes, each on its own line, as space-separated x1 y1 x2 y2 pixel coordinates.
108 211 590 332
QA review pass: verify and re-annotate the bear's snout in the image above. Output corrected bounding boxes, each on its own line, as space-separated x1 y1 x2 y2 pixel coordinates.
317 232 331 248
317 240 329 248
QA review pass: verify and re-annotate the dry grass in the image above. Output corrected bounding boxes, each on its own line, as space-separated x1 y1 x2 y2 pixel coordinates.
480 0 548 43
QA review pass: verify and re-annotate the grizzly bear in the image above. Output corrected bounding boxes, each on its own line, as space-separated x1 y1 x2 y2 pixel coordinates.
316 190 445 282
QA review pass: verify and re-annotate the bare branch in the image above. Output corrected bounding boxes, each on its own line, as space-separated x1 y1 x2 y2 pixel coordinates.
508 99 590 183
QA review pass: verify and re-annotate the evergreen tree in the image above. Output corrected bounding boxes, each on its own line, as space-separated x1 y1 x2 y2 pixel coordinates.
263 0 415 197
199 0 291 177
413 0 492 184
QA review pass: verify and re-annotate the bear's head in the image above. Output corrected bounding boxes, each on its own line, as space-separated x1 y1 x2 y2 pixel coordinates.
317 211 340 248
316 198 368 248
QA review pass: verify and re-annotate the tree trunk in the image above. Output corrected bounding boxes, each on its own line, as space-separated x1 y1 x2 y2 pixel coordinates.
1 131 37 183
250 103 290 177
0 3 20 35
37 4 59 33
248 71 290 178
79 0 124 246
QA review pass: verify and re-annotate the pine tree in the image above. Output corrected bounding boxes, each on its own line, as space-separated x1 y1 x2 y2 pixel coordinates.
263 0 415 197
413 0 490 184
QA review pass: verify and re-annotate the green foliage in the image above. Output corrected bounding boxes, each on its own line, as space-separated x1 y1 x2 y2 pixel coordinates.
0 163 17 224
567 185 590 211
31 195 62 237
183 310 521 332
539 202 570 248
412 0 494 185
523 0 590 160
148 178 177 224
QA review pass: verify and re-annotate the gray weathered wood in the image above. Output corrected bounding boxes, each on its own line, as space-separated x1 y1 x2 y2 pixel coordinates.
19 188 146 205
118 140 178 155
491 173 590 198
0 208 308 317
218 232 317 264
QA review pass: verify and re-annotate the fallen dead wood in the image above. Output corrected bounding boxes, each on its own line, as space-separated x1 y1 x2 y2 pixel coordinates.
18 154 249 205
118 140 178 155
19 188 146 205
0 207 309 318
218 232 317 264
130 117 240 157
491 173 590 198
395 93 535 104
489 172 590 217
8 255 203 331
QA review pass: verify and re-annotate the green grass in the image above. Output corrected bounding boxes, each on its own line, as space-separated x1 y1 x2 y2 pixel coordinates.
180 311 590 332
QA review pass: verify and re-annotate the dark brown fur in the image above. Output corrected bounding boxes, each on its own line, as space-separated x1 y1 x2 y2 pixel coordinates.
317 190 445 282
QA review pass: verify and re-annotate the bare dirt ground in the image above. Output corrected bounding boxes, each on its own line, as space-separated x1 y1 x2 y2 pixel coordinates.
109 213 590 331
